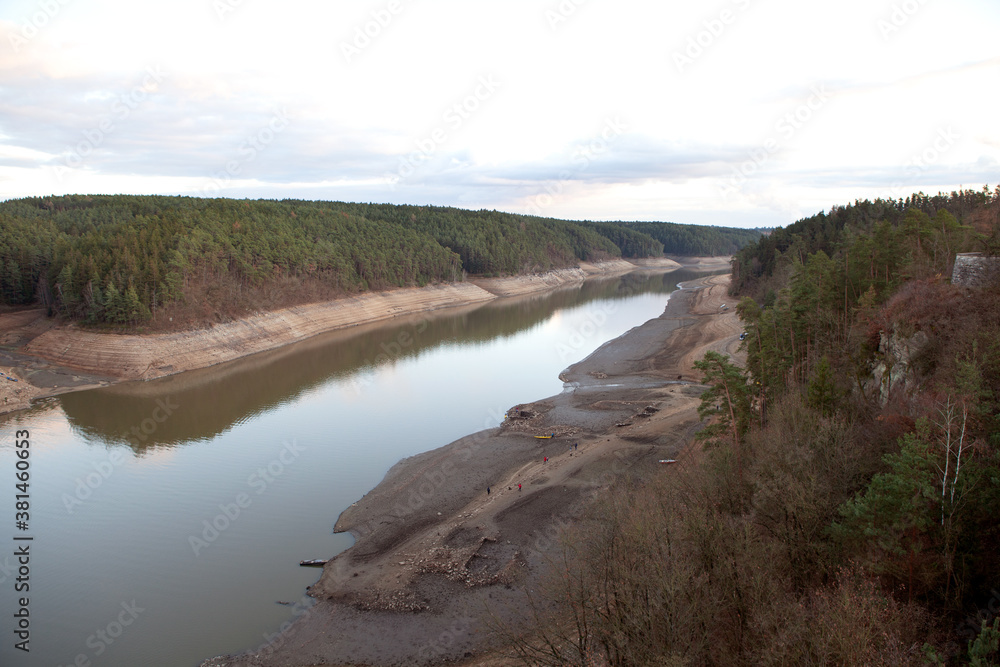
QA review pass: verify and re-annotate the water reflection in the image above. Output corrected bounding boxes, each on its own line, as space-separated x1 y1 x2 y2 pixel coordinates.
59 270 704 452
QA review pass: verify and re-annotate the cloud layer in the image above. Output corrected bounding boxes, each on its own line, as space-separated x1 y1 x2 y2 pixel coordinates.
1 0 998 227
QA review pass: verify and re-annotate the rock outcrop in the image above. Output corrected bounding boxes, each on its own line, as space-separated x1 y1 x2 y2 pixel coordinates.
952 252 1000 287
869 329 931 405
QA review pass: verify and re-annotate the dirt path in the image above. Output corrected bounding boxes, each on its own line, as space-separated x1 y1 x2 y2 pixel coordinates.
678 273 745 370
201 272 744 667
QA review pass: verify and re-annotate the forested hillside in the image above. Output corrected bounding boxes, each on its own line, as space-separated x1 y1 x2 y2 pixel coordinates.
720 188 1000 663
623 219 765 256
0 196 463 328
0 195 759 329
517 188 1000 665
287 201 624 273
732 187 999 301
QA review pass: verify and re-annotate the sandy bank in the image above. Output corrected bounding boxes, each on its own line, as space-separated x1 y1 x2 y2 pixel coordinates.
21 282 496 382
666 254 733 269
10 261 659 391
0 308 113 411
0 365 36 412
471 259 643 298
200 273 743 667
628 256 688 269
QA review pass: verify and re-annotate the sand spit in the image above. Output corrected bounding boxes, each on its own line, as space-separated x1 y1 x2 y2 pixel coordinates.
471 259 644 297
200 273 743 667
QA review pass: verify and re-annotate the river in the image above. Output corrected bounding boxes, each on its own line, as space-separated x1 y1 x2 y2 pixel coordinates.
0 269 706 667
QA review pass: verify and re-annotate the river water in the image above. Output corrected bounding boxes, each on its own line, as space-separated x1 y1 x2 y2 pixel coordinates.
0 269 705 667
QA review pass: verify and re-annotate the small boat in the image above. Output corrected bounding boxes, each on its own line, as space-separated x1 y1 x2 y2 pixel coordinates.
299 559 328 567
534 434 554 439
658 459 677 465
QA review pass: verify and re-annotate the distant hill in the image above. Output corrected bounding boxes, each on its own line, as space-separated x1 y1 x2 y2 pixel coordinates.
0 195 759 328
619 220 764 257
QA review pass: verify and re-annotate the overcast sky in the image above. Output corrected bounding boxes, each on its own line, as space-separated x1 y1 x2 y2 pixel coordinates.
1 0 997 228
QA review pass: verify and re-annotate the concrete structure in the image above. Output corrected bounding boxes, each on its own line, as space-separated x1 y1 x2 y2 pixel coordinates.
952 252 1000 287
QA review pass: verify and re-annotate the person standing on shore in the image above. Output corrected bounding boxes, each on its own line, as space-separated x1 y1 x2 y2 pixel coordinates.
487 486 490 495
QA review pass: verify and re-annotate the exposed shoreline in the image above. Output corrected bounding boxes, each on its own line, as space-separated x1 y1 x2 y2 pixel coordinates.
0 257 723 415
201 270 743 667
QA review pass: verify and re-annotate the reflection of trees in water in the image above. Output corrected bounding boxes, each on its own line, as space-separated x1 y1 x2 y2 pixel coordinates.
59 270 710 453
0 397 61 429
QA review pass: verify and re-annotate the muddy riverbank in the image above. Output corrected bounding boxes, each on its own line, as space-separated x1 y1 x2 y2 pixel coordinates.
200 272 742 667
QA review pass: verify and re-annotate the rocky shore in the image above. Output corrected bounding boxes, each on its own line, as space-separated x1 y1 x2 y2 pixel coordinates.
200 271 742 667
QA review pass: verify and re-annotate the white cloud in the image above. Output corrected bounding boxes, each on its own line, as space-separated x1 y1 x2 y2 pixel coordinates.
0 0 998 227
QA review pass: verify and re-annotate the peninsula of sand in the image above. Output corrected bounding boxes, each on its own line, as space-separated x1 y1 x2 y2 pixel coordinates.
200 267 743 667
0 258 731 414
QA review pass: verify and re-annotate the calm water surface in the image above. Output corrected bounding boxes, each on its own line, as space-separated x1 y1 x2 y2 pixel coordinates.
0 270 705 666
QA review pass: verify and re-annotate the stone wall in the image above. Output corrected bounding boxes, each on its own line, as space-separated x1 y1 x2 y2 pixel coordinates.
951 253 1000 287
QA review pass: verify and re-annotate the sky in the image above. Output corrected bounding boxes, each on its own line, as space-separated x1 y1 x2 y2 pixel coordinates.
0 0 997 229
